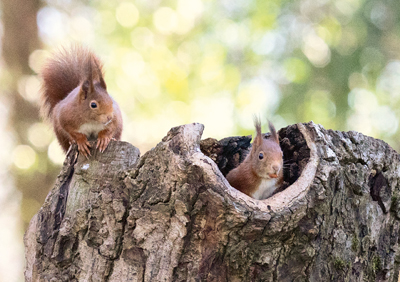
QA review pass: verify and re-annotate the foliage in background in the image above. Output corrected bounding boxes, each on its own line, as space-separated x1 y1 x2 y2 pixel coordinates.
34 0 400 154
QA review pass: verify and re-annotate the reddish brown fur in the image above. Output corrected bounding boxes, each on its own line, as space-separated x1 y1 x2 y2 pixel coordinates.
40 45 123 157
226 118 283 199
40 45 104 119
226 160 262 196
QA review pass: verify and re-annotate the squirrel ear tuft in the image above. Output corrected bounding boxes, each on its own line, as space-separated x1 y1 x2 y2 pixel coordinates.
93 58 107 90
80 55 95 100
268 121 279 144
80 80 91 100
253 116 263 147
99 75 107 90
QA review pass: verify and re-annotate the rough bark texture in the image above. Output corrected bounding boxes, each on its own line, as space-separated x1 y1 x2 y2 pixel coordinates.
25 122 400 282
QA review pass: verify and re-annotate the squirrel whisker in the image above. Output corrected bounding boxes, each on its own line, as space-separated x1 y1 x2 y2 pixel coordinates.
104 118 113 126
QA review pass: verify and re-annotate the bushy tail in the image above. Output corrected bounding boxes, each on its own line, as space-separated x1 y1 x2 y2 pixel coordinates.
40 45 104 119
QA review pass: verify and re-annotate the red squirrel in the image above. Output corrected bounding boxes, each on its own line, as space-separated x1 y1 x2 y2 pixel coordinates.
226 118 283 200
40 45 123 158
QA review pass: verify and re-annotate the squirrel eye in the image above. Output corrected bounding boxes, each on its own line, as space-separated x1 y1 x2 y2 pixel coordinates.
90 101 97 109
259 152 264 160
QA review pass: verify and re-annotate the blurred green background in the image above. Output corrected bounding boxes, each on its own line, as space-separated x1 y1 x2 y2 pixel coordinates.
0 0 399 280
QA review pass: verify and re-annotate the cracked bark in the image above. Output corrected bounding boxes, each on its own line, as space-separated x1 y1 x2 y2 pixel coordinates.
25 122 400 282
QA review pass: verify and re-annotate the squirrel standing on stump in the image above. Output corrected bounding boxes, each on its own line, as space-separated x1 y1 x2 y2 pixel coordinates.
40 45 123 158
226 118 283 200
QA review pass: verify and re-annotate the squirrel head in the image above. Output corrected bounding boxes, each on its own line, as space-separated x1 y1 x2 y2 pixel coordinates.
249 118 283 180
78 55 114 125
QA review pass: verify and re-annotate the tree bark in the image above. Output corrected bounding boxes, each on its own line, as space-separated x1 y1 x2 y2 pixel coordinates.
25 122 400 282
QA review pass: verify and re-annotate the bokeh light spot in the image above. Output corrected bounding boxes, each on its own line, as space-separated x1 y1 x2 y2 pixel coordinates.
12 145 36 170
236 79 280 129
37 7 68 44
17 75 41 103
131 27 154 51
97 10 117 34
121 51 145 77
177 0 203 20
29 49 48 74
48 140 65 165
191 94 235 138
70 16 93 41
302 33 331 67
116 2 139 28
28 123 53 149
377 61 400 102
153 7 178 34
372 106 398 135
348 88 377 110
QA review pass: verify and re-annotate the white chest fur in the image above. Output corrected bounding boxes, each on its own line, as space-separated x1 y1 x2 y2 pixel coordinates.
251 178 278 200
78 122 106 137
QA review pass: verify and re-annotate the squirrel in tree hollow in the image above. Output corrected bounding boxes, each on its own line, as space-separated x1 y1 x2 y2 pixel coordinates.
40 45 123 158
226 118 283 200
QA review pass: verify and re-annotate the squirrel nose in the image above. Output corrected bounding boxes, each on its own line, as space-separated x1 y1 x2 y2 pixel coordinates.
272 165 280 173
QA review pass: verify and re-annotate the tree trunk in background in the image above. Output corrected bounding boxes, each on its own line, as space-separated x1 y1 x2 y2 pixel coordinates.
25 122 400 281
2 0 40 73
1 0 60 226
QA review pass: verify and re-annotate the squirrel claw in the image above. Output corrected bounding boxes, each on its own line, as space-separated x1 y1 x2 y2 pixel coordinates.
97 136 111 153
77 140 91 159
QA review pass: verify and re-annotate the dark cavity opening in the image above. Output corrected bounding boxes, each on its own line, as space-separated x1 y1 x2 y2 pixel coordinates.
200 124 310 192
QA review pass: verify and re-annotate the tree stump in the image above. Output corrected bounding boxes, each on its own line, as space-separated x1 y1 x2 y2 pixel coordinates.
25 122 400 282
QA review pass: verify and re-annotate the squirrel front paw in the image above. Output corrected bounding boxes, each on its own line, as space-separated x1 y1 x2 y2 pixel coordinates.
76 139 92 158
97 131 113 153
71 134 92 158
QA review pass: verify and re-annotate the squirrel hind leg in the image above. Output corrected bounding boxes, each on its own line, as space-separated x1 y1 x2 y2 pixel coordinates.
54 129 71 153
53 116 71 153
